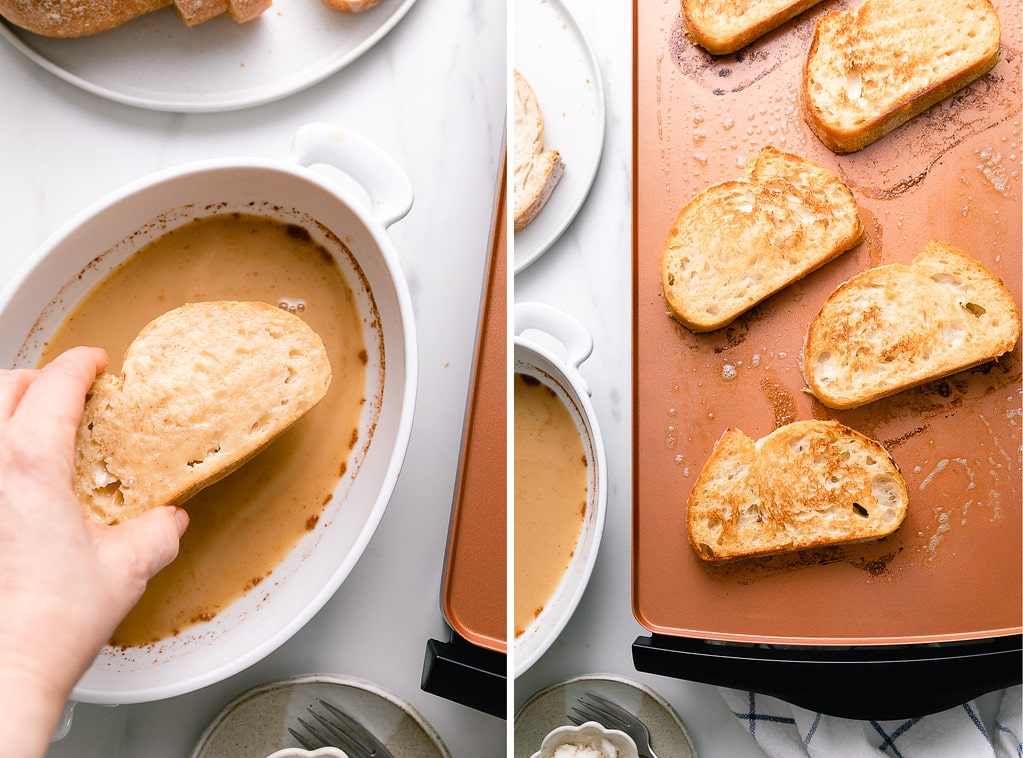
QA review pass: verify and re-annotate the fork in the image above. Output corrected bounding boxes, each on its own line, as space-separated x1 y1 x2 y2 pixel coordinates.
288 698 394 758
569 691 659 758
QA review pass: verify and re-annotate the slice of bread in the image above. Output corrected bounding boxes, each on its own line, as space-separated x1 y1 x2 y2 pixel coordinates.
0 0 170 36
687 420 908 562
224 0 269 23
803 241 1020 410
321 0 383 10
174 0 226 26
74 301 332 524
802 0 1001 153
682 0 825 55
514 69 565 232
660 146 863 333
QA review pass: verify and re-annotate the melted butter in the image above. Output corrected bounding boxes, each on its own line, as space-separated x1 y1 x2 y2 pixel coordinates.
513 373 588 638
39 213 367 647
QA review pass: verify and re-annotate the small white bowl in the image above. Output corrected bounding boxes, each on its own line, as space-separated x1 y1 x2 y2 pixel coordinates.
266 748 348 758
530 721 638 758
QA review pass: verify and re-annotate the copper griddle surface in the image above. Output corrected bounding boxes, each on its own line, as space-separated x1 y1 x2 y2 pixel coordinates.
440 154 508 654
632 0 1022 645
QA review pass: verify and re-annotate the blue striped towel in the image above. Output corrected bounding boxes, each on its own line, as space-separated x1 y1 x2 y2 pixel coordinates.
719 686 1022 757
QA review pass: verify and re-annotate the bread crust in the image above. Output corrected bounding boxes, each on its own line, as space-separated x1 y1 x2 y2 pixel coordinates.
0 0 170 36
802 0 1002 153
0 0 270 37
513 69 565 232
687 420 908 562
321 0 384 10
660 146 863 332
803 241 1021 410
74 301 332 524
681 0 824 56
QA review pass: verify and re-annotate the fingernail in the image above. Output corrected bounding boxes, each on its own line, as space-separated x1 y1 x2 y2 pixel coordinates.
173 507 190 536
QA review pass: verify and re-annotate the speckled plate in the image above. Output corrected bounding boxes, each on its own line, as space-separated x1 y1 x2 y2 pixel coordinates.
190 674 450 758
514 673 697 758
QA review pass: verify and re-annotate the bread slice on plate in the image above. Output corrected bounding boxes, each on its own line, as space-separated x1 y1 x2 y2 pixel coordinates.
681 0 825 55
802 0 1002 153
803 241 1020 410
660 146 863 333
75 301 332 524
687 420 908 562
514 69 565 232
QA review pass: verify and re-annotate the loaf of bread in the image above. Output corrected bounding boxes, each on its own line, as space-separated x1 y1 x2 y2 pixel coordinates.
660 146 863 333
514 69 565 233
0 0 269 37
681 0 825 55
687 420 908 562
74 301 332 524
802 0 1001 153
803 241 1020 410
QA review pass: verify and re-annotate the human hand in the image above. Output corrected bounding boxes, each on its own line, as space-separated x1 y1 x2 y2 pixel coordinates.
0 346 188 756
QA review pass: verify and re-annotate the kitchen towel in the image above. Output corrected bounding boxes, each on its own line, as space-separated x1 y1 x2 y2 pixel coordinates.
720 685 1022 758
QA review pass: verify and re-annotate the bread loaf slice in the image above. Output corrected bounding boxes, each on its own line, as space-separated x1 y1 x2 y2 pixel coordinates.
74 301 332 524
514 69 565 232
803 241 1020 410
682 0 825 55
0 0 170 36
660 146 863 332
173 0 226 26
224 0 269 23
687 420 908 562
802 0 1001 153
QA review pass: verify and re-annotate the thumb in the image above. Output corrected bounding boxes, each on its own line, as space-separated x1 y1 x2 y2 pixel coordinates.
96 506 189 602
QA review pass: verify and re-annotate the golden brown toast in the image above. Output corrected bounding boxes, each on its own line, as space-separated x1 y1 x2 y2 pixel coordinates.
681 0 825 55
687 420 908 562
74 301 332 524
660 146 863 332
803 241 1020 410
802 0 1001 153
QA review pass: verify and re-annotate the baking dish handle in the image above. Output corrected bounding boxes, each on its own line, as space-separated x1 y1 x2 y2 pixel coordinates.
514 302 594 396
288 123 414 229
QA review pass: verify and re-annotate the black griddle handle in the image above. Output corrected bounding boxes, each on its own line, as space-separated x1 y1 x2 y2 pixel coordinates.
422 631 506 719
632 633 1022 720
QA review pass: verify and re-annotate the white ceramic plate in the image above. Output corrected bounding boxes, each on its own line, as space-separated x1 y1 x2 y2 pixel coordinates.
513 0 605 274
514 674 698 758
190 674 450 757
0 0 416 112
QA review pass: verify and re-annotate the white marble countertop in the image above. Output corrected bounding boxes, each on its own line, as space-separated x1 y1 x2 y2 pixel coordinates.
0 1 508 756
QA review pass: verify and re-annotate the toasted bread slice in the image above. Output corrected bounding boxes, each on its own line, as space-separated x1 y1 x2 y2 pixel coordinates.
514 69 565 232
803 241 1020 410
681 0 825 55
660 146 863 333
74 301 332 524
802 0 1001 153
687 420 908 562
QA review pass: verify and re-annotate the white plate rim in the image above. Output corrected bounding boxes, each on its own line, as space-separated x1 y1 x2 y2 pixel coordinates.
513 0 606 274
0 0 417 112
